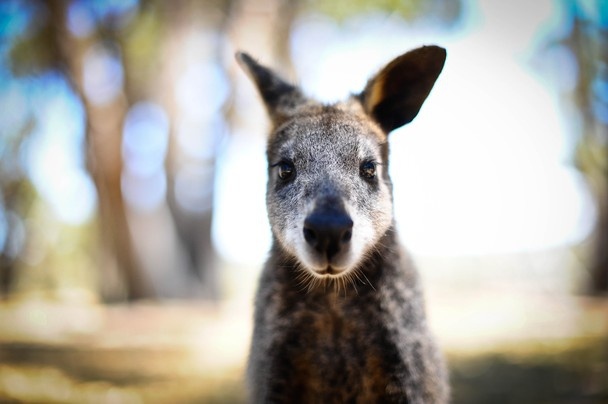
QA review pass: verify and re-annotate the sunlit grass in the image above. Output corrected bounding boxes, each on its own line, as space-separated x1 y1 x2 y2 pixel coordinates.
0 363 246 403
0 256 607 403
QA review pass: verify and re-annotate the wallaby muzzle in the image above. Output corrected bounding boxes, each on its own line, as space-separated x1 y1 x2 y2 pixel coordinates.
303 198 353 267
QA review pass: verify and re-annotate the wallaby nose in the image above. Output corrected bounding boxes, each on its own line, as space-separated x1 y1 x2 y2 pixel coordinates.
303 207 353 260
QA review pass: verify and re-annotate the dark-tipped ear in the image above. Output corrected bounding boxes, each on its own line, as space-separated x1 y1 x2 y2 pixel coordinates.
358 46 446 133
236 52 307 125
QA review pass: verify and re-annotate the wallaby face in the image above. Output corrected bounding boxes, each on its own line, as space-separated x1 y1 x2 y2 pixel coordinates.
237 47 445 280
265 106 393 279
237 46 448 403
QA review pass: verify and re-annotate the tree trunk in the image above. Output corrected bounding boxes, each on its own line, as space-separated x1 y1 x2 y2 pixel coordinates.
46 0 150 301
590 193 608 294
153 0 224 299
564 11 608 295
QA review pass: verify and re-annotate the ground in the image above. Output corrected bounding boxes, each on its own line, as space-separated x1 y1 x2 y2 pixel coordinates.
1 256 607 403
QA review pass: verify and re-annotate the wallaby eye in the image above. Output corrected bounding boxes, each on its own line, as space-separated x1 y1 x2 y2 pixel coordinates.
360 161 377 180
274 160 295 181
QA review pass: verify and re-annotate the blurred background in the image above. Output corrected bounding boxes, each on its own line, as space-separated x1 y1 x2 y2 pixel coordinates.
0 0 607 402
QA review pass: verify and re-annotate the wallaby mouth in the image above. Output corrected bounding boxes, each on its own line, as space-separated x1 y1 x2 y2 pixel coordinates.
317 266 341 276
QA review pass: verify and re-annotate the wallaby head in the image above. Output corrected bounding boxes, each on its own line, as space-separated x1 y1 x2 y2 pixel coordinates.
237 47 445 282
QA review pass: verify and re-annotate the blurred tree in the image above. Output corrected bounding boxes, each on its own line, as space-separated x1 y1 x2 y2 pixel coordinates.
0 124 35 299
0 1 57 299
574 17 608 294
49 0 151 300
5 0 233 301
549 1 608 294
8 0 150 300
1 0 465 302
155 0 231 300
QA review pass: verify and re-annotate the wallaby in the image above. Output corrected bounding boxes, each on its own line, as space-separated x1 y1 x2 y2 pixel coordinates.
236 45 448 403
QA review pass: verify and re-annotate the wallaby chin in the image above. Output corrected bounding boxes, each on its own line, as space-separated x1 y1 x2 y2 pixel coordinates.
239 46 449 403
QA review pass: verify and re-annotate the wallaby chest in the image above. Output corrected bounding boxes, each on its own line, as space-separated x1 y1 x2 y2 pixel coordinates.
267 281 405 402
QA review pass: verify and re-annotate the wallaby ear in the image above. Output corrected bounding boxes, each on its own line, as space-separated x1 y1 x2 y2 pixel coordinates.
358 46 446 134
236 52 308 125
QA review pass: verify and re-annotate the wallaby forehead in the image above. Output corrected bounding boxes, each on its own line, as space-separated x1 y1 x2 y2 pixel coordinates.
267 107 386 163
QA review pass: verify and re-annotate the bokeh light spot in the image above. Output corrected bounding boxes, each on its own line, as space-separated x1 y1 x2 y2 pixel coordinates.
83 45 124 105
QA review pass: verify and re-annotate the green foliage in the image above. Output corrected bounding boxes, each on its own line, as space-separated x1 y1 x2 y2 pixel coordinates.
121 3 163 99
450 338 608 403
305 0 462 25
576 136 608 181
308 0 420 20
0 111 36 266
8 17 60 77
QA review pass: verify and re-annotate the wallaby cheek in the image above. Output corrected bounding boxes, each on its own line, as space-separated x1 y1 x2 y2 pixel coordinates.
350 189 393 257
267 193 307 259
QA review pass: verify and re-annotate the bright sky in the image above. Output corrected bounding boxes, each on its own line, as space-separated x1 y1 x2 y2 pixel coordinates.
212 0 596 264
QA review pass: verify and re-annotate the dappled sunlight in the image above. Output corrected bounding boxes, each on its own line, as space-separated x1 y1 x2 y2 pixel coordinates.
122 102 170 212
0 296 250 403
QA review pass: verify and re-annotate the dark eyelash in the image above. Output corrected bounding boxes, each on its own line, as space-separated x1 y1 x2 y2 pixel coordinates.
270 159 293 167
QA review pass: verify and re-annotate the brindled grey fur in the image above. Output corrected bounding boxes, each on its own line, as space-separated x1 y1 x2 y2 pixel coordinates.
236 46 448 404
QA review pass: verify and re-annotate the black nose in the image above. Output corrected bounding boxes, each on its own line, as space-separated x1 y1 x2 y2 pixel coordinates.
303 207 353 260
